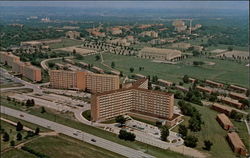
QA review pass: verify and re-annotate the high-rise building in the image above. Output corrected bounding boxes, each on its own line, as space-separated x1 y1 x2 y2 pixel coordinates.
49 70 120 93
91 79 179 126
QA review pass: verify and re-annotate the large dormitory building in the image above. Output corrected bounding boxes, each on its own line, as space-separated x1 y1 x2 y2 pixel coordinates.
49 70 120 93
0 51 42 82
91 79 181 126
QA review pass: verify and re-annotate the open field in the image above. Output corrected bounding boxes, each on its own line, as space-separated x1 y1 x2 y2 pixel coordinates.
1 148 37 158
23 135 125 158
1 97 187 158
0 120 30 151
78 53 248 87
56 46 95 55
172 102 250 158
49 38 83 49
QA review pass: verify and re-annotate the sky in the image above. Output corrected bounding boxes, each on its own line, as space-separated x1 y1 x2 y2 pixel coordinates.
0 1 249 10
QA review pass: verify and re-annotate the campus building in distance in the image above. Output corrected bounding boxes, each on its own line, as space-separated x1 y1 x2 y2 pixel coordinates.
0 52 42 82
91 79 181 126
49 70 119 93
138 47 182 61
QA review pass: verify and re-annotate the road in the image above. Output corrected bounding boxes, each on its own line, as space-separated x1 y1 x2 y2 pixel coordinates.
0 106 154 158
40 56 74 71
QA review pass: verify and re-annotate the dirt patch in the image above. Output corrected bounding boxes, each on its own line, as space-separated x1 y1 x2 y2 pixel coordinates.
56 46 96 55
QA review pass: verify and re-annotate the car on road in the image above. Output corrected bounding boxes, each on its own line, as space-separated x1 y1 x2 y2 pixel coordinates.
73 133 78 136
91 138 96 142
19 114 24 117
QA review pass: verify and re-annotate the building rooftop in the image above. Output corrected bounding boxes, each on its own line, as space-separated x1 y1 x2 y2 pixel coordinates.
217 113 234 127
227 132 246 150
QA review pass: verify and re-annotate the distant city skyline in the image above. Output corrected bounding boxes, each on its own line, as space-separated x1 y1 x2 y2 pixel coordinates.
0 1 248 10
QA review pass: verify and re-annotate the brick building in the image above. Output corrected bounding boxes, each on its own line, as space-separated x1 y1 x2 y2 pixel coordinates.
216 113 234 130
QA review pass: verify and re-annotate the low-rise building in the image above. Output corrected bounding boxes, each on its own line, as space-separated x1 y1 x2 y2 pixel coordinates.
175 85 189 92
205 80 224 87
211 103 232 116
66 31 81 39
188 78 196 83
138 47 182 61
140 31 158 38
227 132 248 156
229 92 248 101
229 85 248 93
92 66 104 73
157 79 173 87
218 96 243 109
134 74 146 79
216 113 234 130
196 85 213 94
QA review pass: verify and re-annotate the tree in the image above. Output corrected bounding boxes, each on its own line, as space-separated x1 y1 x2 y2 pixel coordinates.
30 99 35 106
3 132 9 142
203 140 213 151
10 140 15 146
183 75 189 83
160 126 169 141
111 61 115 68
118 130 136 141
16 133 22 141
48 62 55 68
184 135 198 148
115 115 126 126
228 46 233 51
129 67 134 73
41 107 46 113
189 115 202 132
35 127 40 135
178 125 188 138
95 55 100 61
16 122 23 131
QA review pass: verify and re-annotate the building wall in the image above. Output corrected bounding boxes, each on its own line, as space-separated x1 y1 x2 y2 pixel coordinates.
86 73 120 93
49 70 119 92
0 52 20 67
91 88 174 122
23 66 42 82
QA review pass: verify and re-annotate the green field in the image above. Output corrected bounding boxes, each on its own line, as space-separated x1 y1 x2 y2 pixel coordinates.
1 97 187 158
49 38 83 49
0 120 30 152
172 102 250 158
23 135 124 158
76 53 248 87
1 149 37 158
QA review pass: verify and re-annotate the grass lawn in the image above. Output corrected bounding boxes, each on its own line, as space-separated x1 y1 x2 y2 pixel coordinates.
130 116 156 126
172 101 250 158
49 38 83 49
1 97 187 158
1 120 26 151
24 134 125 158
81 110 91 121
77 53 248 87
1 148 37 158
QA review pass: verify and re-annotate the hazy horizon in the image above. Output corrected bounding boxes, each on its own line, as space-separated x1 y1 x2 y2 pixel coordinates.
0 1 249 10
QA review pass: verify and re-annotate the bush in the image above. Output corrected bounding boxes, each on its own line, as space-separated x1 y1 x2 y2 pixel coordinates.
16 133 22 141
16 122 23 131
184 135 198 148
118 130 136 141
160 126 169 141
10 140 15 146
3 132 9 142
203 140 213 151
